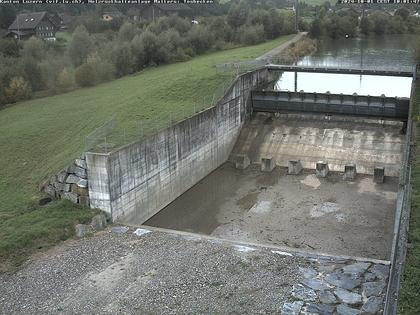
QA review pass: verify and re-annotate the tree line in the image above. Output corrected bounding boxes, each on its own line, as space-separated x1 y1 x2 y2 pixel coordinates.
309 6 420 39
0 5 297 107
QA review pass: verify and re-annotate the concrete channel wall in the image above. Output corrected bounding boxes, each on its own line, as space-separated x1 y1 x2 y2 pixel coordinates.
86 68 276 222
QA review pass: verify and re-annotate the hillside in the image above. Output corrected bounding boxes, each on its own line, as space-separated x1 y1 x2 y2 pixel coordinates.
0 34 294 271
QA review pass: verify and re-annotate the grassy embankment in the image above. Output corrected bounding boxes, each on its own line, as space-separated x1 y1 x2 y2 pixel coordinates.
399 81 420 314
0 34 295 272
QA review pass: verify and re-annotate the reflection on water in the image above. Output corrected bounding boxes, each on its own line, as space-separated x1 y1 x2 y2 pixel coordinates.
273 35 416 97
274 72 412 98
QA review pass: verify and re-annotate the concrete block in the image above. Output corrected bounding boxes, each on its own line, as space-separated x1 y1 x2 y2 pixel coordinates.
288 160 303 175
235 154 250 170
44 185 56 198
261 156 276 172
343 164 357 181
374 167 385 184
316 161 329 178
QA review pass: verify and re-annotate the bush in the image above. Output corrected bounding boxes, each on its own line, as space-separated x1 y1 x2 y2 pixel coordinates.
239 24 265 45
187 25 214 55
111 43 135 77
87 53 115 83
57 67 76 92
75 63 95 87
22 37 46 60
118 21 139 41
0 39 19 57
20 57 43 92
5 77 31 103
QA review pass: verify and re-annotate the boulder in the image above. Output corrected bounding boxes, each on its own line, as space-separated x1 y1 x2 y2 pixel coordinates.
112 226 130 234
361 296 383 314
281 301 304 315
71 184 89 197
75 158 87 169
74 166 87 179
334 288 362 305
75 224 91 238
44 185 56 198
362 281 386 297
56 171 68 183
316 161 329 178
76 179 88 188
319 290 337 304
91 213 107 230
66 174 80 184
62 192 78 203
292 284 317 302
337 304 360 315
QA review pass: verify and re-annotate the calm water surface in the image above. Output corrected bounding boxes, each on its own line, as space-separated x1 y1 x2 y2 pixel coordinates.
274 35 416 97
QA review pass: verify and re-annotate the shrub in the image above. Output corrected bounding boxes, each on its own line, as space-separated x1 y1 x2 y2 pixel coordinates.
187 25 214 55
239 24 265 45
21 37 46 60
5 77 32 103
57 67 76 92
75 63 95 87
111 43 135 77
87 53 115 83
68 25 92 66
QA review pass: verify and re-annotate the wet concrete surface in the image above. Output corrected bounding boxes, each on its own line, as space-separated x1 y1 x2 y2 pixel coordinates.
145 163 397 260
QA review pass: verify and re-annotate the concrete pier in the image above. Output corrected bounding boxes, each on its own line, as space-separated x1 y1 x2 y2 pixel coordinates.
344 164 357 181
316 161 329 178
374 167 385 183
235 154 250 170
288 160 303 175
261 157 276 172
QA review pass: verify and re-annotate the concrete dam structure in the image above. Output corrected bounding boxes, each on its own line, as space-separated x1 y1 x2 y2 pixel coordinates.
84 65 414 257
80 65 416 314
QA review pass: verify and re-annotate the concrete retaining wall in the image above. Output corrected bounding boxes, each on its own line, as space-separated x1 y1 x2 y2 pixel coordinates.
86 68 275 222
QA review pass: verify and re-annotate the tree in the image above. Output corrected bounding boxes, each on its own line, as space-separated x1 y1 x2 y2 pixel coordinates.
187 25 214 55
360 17 370 35
68 25 92 66
20 56 43 91
416 39 420 63
22 37 46 60
0 5 16 30
118 21 139 41
57 67 76 92
227 2 249 28
239 24 265 45
0 39 19 58
395 8 410 20
75 63 95 87
310 18 323 38
111 42 135 77
5 77 32 103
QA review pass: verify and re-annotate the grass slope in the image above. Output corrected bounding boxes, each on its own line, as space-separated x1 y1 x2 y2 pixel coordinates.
0 34 294 271
399 81 420 315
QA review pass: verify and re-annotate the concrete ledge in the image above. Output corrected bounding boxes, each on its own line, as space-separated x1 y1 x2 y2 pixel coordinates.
288 160 303 175
374 167 385 184
261 157 276 172
343 164 357 181
316 161 329 178
235 154 250 170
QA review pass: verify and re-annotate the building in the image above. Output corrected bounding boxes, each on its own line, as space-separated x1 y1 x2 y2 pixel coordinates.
102 10 124 21
140 3 192 21
6 11 58 41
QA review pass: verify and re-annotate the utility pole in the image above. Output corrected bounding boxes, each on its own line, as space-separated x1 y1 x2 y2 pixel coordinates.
17 14 20 42
294 0 299 33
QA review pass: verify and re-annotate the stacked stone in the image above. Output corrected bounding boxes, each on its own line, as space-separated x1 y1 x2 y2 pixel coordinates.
42 155 90 207
281 259 389 315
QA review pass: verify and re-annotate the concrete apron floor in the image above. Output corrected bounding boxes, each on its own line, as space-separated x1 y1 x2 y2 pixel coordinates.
0 227 390 314
145 163 398 261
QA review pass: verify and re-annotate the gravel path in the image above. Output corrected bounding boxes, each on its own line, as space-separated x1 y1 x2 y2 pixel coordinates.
0 228 307 314
256 32 308 61
0 227 389 314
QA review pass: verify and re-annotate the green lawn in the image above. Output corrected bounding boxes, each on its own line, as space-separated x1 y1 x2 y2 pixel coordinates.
399 81 420 315
0 34 294 271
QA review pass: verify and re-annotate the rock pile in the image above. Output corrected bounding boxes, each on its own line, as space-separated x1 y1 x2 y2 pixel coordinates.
42 155 90 206
281 259 389 315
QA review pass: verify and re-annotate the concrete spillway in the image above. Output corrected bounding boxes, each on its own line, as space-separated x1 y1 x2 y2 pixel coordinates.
230 112 405 177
